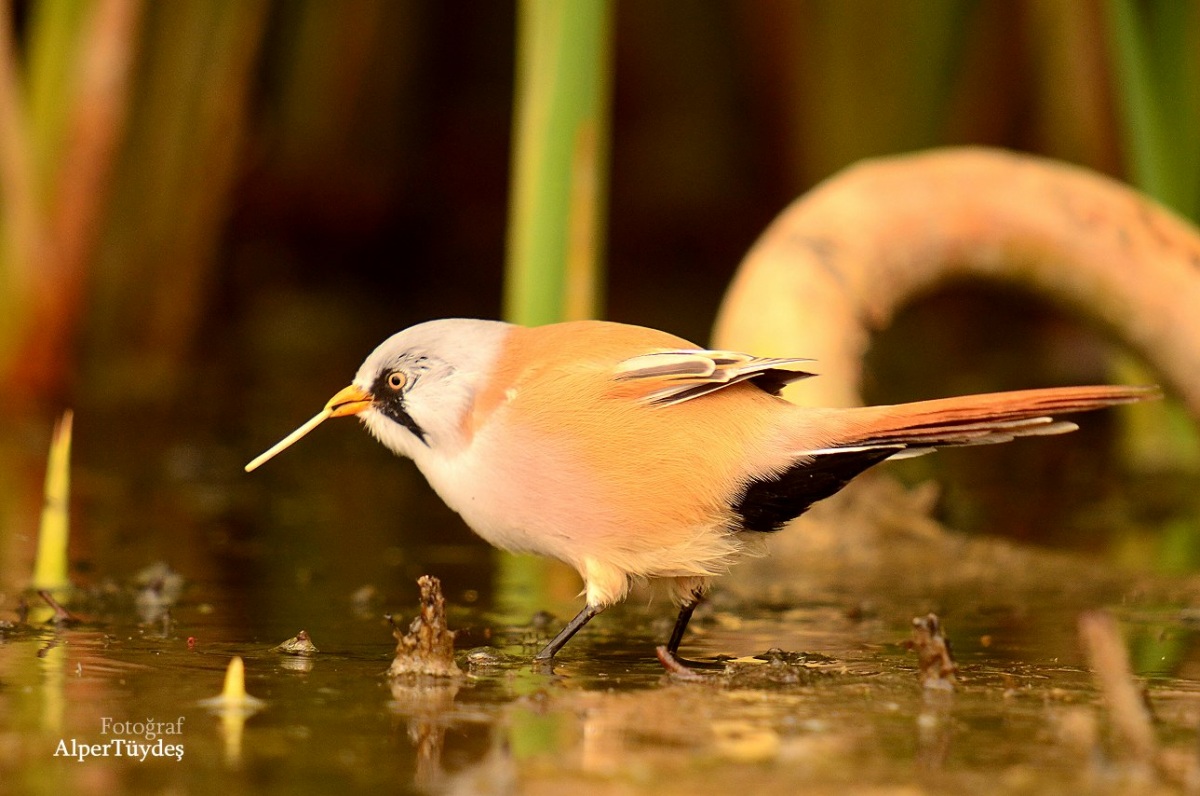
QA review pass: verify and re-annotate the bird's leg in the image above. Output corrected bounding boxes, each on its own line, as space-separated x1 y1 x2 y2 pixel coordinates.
534 604 600 661
667 598 700 655
663 593 725 670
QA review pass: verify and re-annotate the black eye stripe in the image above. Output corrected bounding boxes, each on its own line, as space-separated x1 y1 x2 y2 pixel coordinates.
368 368 428 445
370 370 399 396
379 401 428 446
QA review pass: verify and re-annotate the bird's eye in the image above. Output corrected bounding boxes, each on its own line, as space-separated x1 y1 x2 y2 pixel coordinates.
386 371 406 391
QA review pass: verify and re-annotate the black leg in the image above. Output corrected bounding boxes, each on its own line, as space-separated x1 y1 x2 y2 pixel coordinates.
662 595 725 671
667 598 700 655
534 605 600 661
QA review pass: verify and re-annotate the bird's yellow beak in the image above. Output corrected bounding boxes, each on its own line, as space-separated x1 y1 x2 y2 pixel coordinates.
325 384 373 417
244 384 375 472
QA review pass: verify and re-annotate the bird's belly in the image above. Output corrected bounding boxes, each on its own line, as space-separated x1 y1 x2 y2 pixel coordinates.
414 442 591 563
412 431 748 584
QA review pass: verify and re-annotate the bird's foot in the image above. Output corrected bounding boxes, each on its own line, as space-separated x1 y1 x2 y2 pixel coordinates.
655 645 726 675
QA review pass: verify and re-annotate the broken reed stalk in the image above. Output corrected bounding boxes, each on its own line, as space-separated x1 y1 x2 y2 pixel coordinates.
221 656 248 704
911 613 958 690
1078 610 1157 763
389 575 461 678
200 656 264 770
32 410 73 591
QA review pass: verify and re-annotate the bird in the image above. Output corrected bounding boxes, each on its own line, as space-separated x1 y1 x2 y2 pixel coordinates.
244 318 1158 663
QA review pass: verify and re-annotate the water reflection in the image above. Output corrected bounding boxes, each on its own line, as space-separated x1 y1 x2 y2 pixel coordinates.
387 677 461 790
915 688 954 771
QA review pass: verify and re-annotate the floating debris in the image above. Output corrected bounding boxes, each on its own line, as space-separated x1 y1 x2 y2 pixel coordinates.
272 630 319 656
752 648 838 666
350 584 383 618
462 646 525 675
37 590 79 626
388 576 461 678
133 561 184 623
909 613 957 690
726 648 836 687
528 609 556 630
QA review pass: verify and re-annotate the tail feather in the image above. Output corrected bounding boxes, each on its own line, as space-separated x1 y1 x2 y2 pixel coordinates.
831 385 1159 452
736 385 1158 534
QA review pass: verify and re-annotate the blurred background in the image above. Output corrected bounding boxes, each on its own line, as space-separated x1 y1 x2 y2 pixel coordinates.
1 0 1197 595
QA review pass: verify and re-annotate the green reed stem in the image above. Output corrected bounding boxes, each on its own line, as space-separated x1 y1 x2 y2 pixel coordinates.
504 0 613 326
1104 0 1200 219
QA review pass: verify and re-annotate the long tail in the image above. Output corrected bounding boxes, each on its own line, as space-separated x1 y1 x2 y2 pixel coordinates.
825 385 1160 454
733 385 1159 534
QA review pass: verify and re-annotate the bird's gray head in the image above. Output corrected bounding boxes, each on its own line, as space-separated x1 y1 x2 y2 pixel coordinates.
351 318 513 459
242 318 513 473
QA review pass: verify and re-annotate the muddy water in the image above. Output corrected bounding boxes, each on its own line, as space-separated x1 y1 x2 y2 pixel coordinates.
2 410 1199 795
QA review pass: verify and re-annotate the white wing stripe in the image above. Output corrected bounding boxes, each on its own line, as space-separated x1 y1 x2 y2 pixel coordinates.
614 349 814 405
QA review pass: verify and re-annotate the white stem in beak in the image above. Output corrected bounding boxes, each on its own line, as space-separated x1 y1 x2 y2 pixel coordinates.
244 409 332 472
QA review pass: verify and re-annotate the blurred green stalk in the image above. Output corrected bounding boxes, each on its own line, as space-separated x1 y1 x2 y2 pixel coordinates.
1105 0 1200 572
88 0 267 400
26 0 90 204
1105 0 1200 219
0 0 141 400
32 411 73 592
499 0 614 620
504 0 613 326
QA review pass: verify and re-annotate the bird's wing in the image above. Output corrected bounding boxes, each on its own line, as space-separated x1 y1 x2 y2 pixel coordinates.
613 349 816 406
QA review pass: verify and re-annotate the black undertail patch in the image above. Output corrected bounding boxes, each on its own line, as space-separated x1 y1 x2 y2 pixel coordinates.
732 446 903 532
